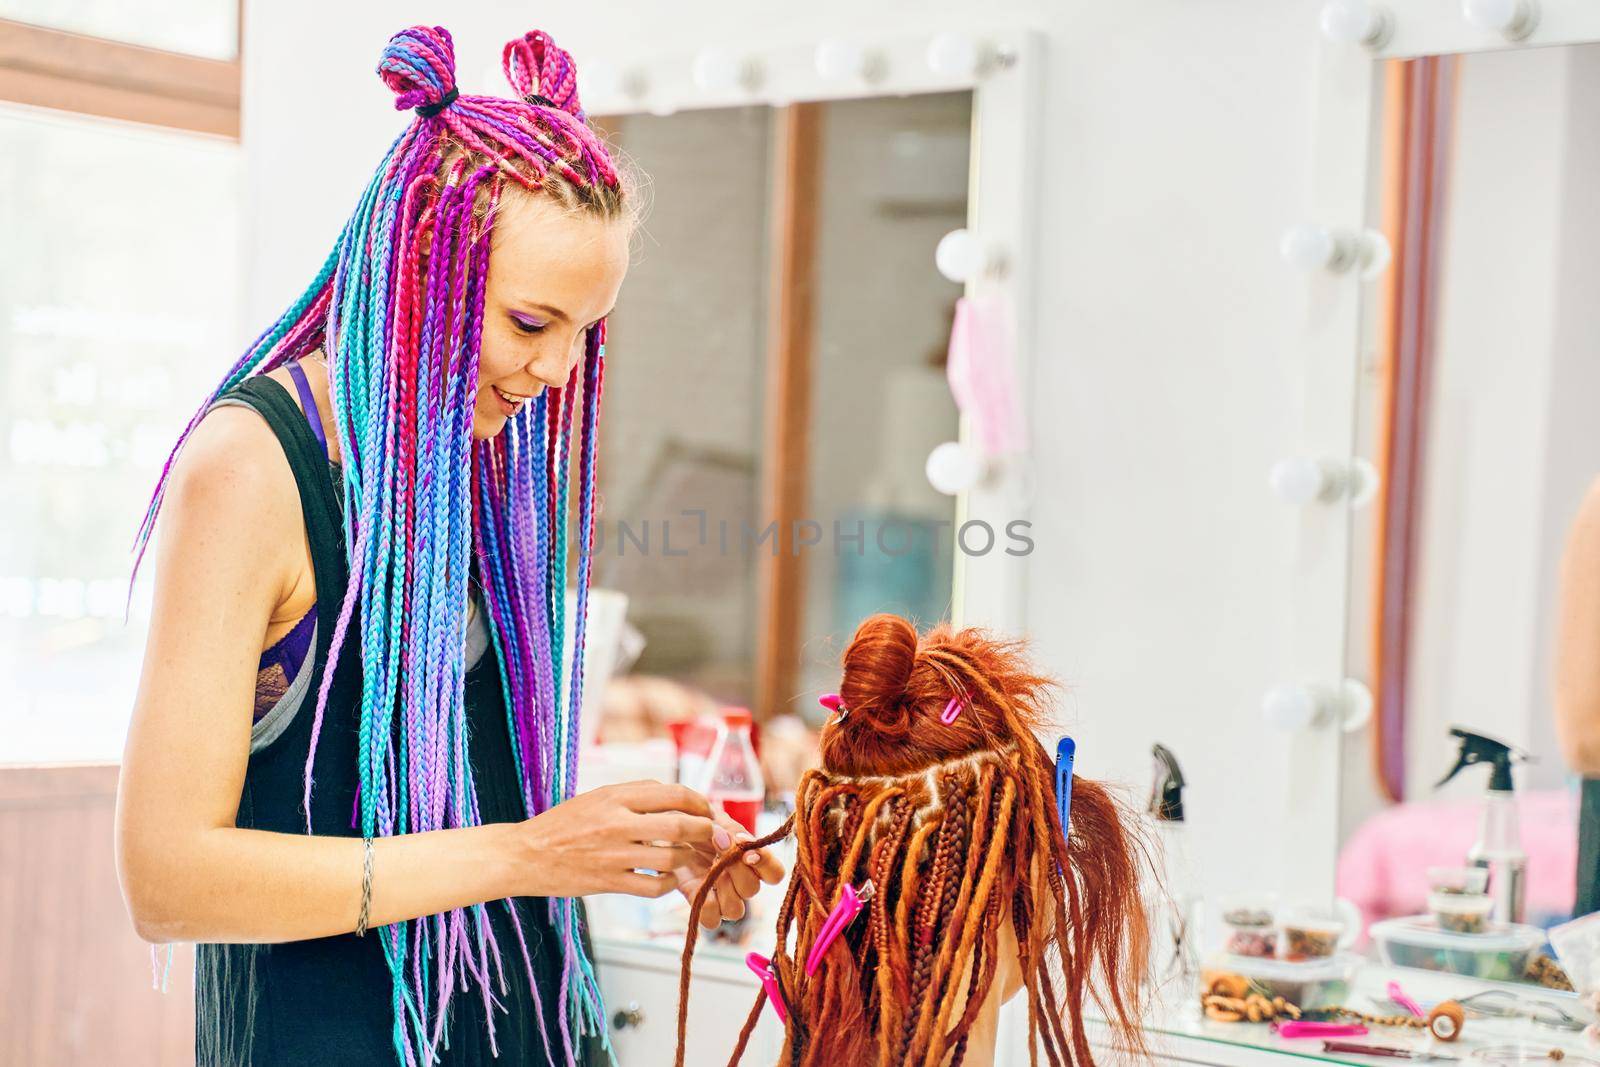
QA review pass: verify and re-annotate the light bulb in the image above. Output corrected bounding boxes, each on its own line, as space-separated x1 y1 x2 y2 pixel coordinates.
1340 679 1374 733
1320 0 1393 47
691 48 742 93
926 32 981 79
1462 0 1539 39
1262 685 1323 731
935 228 983 284
1347 457 1381 509
1359 229 1393 280
926 441 985 496
1269 457 1330 506
815 40 867 81
1281 224 1339 272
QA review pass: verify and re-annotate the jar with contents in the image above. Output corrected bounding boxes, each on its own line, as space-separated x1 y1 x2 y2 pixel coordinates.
1429 892 1493 934
1219 895 1278 958
1428 866 1493 934
1279 901 1358 961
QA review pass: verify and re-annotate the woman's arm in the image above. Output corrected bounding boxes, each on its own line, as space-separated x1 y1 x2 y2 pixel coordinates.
1557 478 1600 776
115 408 725 944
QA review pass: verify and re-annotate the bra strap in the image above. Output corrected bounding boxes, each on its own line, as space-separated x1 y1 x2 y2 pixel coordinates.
285 360 329 460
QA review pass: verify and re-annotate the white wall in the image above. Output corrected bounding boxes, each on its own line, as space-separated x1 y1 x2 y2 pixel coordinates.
242 1 1329 902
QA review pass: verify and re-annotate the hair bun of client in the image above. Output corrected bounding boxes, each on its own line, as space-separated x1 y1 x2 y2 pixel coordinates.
676 613 1152 1067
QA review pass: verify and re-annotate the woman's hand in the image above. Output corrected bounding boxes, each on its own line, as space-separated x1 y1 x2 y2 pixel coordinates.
677 805 786 929
512 780 786 925
514 780 725 898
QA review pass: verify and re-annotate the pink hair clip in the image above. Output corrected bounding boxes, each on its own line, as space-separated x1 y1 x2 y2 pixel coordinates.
940 696 963 725
1385 979 1424 1018
804 880 875 977
819 693 846 720
745 951 788 1022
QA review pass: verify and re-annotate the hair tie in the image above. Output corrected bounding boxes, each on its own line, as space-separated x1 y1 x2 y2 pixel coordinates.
415 86 459 118
524 92 556 108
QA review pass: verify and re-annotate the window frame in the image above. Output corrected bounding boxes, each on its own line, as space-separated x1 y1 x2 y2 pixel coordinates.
0 3 241 139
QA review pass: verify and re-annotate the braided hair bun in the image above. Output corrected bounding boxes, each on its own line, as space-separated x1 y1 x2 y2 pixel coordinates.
502 30 587 121
822 613 1054 777
377 25 458 114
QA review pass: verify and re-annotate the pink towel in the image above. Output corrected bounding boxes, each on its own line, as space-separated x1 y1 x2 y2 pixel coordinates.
1336 788 1579 937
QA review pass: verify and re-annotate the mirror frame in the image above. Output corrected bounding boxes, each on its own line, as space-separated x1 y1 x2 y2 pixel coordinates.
579 30 1045 637
1295 1 1600 899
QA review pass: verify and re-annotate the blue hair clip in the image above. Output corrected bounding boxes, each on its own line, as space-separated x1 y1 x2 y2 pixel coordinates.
1054 735 1076 838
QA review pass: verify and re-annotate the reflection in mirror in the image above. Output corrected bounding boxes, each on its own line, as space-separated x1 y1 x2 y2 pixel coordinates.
582 95 968 801
1337 44 1600 990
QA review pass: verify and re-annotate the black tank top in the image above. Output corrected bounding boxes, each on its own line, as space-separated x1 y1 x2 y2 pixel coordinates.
195 375 597 1066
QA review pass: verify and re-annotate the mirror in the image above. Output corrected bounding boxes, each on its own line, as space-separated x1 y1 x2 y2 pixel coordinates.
584 93 969 769
1337 42 1600 989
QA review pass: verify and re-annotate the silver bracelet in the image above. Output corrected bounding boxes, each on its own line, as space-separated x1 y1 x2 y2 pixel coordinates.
355 835 374 937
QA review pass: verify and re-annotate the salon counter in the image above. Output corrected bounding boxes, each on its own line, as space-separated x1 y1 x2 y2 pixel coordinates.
1073 963 1596 1067
597 932 1596 1065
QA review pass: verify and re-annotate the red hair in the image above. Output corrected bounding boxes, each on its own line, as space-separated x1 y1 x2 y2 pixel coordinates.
676 614 1152 1066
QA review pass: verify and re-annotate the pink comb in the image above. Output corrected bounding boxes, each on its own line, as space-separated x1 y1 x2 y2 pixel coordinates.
1273 1021 1369 1039
940 696 963 725
746 952 788 1022
804 880 875 977
819 693 845 718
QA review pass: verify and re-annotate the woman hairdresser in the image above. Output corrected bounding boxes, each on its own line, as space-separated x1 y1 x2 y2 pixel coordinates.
113 26 782 1067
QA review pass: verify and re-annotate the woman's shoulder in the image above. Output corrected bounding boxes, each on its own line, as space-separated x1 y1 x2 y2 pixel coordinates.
162 394 302 556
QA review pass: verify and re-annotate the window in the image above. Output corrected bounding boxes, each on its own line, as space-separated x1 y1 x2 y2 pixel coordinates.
0 0 239 61
0 103 241 761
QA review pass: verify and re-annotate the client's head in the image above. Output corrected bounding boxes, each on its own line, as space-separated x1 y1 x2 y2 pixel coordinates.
676 613 1151 1067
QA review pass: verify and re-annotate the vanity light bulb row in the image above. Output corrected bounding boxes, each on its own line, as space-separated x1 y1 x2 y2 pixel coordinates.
1318 0 1540 49
573 31 1004 115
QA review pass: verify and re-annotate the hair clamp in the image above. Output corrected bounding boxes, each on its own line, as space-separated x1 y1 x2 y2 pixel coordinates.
819 692 846 721
940 696 964 725
804 880 875 977
745 952 788 1022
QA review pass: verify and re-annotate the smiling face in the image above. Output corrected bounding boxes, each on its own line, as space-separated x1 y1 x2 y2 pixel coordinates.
472 192 631 439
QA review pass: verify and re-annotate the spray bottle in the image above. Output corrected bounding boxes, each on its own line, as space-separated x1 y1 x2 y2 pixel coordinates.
1146 744 1200 1000
1437 726 1530 924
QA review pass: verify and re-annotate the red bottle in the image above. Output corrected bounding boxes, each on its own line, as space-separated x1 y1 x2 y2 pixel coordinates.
705 707 764 834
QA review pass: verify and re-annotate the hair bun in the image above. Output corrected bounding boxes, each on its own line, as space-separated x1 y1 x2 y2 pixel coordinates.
378 26 459 114
502 30 586 122
838 614 919 733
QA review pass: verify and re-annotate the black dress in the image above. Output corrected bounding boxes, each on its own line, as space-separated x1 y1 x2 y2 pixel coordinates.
194 375 599 1066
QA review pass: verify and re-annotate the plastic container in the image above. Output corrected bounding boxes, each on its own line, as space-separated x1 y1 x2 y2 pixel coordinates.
1211 953 1358 1010
1218 894 1278 958
1370 915 1547 982
704 707 764 834
1550 910 1600 994
1428 865 1490 896
1429 890 1494 935
1279 901 1360 961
